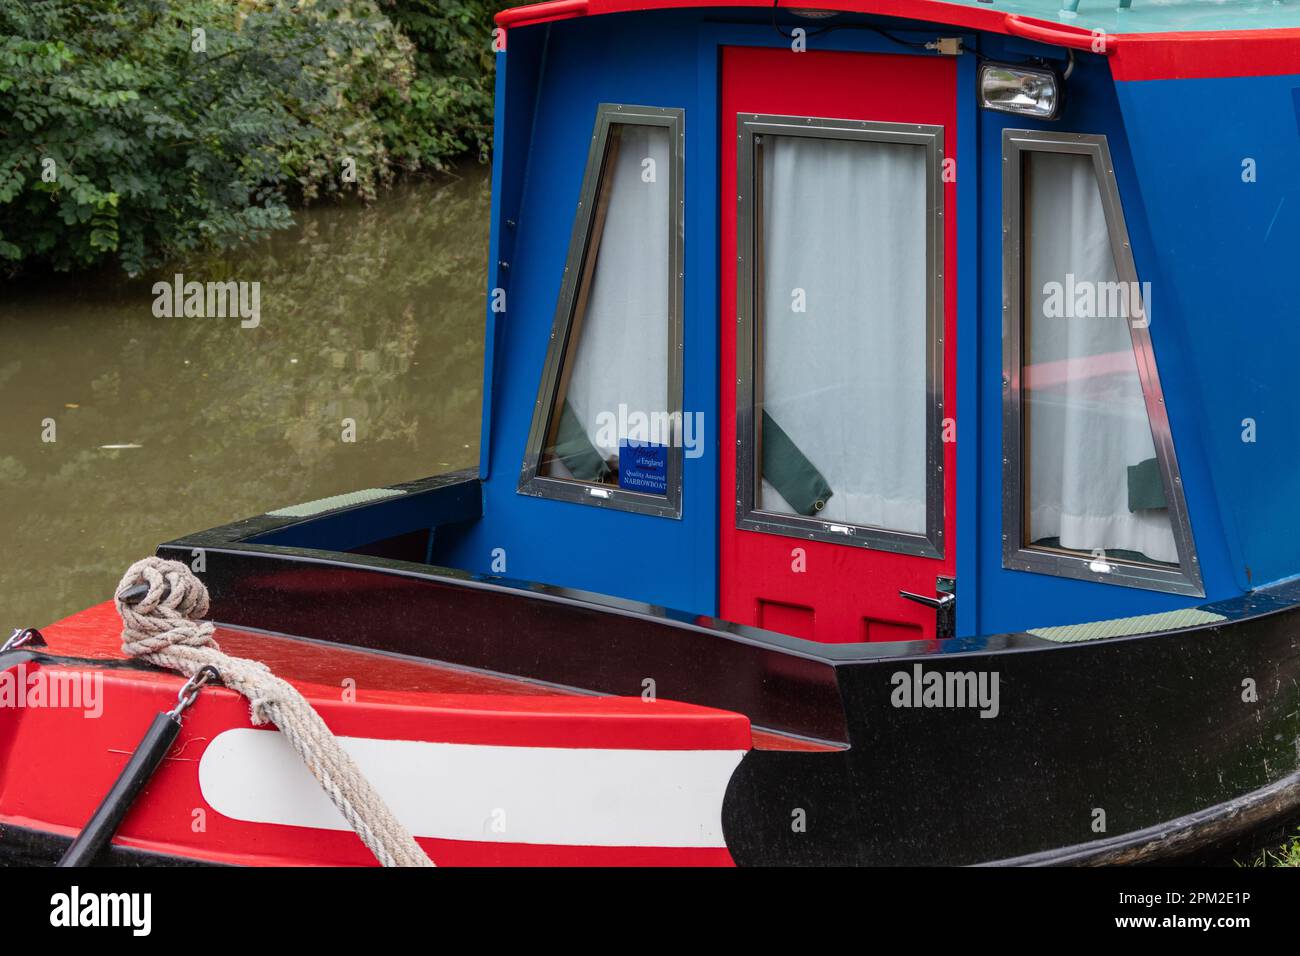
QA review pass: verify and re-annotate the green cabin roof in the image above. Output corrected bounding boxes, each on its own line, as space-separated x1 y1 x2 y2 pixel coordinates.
963 0 1300 35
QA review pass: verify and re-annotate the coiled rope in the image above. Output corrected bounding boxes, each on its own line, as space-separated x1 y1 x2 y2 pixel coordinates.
115 556 434 867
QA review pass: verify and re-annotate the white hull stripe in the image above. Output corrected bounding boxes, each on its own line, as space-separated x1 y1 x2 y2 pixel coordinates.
199 729 747 848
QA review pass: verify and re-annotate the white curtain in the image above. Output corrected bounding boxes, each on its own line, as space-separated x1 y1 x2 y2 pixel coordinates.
561 123 671 459
1024 151 1176 563
758 134 928 534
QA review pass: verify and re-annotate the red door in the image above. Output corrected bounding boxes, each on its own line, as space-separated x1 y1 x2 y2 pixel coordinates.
719 46 957 643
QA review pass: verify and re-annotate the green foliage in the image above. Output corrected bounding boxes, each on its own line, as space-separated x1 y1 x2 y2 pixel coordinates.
377 1 513 173
0 0 504 275
1242 829 1300 867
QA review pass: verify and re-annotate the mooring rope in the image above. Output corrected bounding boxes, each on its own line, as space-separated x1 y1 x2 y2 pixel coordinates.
114 556 434 867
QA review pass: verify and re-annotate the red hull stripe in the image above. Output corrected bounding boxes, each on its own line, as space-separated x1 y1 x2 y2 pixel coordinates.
495 0 1300 80
1 640 751 864
3 816 735 867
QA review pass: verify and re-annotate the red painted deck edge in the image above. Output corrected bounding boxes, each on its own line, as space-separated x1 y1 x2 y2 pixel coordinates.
33 601 830 750
495 0 1300 80
28 602 755 749
38 601 569 700
750 728 844 752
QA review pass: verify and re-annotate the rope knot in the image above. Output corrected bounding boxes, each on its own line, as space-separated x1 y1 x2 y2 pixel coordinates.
110 555 434 866
116 556 217 658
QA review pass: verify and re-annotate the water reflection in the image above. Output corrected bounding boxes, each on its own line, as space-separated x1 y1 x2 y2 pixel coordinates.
0 170 490 627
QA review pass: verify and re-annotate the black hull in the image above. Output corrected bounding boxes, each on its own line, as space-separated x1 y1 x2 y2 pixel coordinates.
988 770 1300 866
0 823 218 868
720 589 1300 865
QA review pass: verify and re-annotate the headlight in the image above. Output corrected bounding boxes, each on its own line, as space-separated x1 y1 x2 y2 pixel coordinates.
979 63 1062 120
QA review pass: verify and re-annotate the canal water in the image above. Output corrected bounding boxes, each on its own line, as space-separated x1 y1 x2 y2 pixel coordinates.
0 170 490 629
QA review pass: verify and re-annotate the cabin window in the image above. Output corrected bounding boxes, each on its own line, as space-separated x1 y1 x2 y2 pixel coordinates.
1002 130 1202 596
735 116 945 557
518 104 684 518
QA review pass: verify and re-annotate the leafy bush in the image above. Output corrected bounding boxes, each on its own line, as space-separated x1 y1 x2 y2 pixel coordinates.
378 1 512 173
0 0 483 275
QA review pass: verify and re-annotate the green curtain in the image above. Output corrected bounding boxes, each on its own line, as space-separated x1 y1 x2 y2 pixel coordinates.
1126 457 1167 512
552 402 611 482
762 411 833 517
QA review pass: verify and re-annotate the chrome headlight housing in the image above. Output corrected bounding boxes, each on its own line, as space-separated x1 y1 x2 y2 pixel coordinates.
979 63 1062 120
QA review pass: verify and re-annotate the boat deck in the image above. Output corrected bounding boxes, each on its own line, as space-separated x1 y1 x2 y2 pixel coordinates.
33 601 834 752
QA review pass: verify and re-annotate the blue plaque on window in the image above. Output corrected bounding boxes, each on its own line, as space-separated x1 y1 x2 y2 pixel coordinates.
618 440 668 494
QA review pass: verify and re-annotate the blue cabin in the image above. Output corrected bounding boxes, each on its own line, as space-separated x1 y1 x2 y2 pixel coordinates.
423 0 1300 642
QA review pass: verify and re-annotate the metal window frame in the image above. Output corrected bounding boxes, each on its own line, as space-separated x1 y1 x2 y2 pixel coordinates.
1001 129 1203 597
518 104 685 519
735 114 946 558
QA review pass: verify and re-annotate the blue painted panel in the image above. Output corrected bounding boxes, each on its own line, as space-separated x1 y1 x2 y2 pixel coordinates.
480 31 546 481
974 36 1240 634
1116 72 1300 592
444 13 720 615
955 45 981 639
478 47 508 482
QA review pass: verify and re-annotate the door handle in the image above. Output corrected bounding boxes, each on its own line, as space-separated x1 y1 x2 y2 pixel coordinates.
898 590 954 610
898 588 956 640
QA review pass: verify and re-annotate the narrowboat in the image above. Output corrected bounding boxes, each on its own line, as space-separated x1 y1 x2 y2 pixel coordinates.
4 0 1300 867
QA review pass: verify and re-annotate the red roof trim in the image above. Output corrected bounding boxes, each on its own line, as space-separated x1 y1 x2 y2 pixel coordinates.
1003 13 1114 54
498 0 1011 34
497 0 589 28
495 0 1300 80
1110 29 1300 80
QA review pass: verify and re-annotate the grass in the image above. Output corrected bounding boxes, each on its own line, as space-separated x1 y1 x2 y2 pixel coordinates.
1240 828 1300 867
